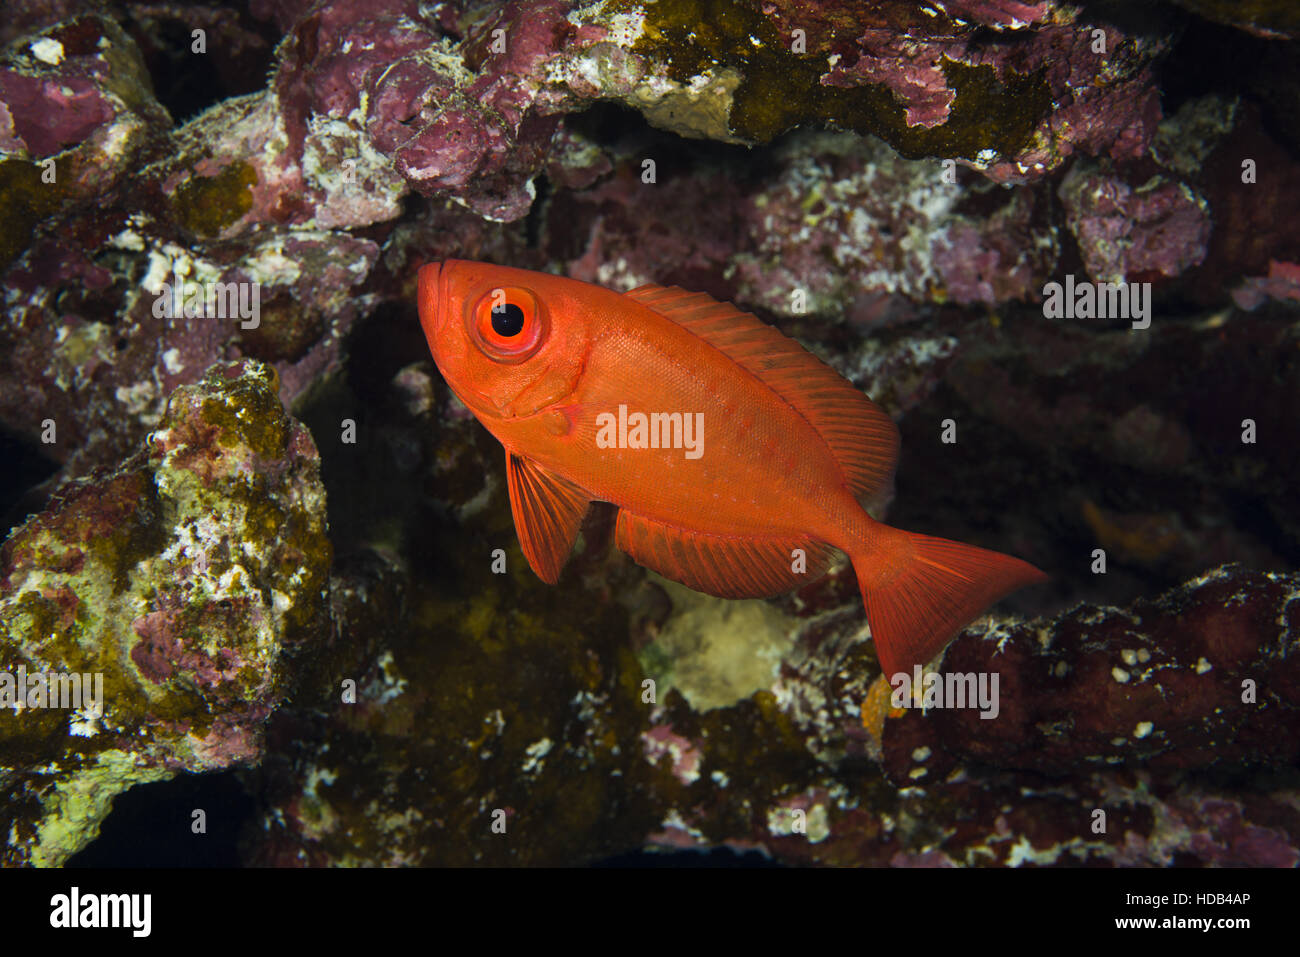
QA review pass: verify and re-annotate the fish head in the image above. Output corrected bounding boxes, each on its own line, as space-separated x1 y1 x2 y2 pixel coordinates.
418 260 592 421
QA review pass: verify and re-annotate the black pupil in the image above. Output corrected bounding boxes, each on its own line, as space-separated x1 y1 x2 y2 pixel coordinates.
492 303 526 337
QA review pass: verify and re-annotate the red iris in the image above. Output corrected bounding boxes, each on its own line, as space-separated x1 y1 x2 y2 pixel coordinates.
470 286 546 362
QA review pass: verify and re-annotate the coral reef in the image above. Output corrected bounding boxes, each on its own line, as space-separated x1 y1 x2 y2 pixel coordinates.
1 0 1287 482
0 0 1296 869
246 501 1299 865
0 361 329 866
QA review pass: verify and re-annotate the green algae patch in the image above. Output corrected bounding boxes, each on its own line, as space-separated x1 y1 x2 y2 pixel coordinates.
637 577 798 710
200 388 288 461
630 0 1050 159
91 473 172 596
30 750 172 867
173 161 257 237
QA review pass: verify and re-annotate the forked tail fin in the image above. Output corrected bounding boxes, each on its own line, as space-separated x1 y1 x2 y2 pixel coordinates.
851 525 1047 681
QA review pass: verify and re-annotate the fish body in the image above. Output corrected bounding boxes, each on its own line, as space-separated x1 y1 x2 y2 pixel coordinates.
418 260 1045 680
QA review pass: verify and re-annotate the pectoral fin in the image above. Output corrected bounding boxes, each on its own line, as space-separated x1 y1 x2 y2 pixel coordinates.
505 452 592 584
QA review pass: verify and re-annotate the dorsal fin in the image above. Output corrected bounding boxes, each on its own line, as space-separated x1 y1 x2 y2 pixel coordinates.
624 284 899 499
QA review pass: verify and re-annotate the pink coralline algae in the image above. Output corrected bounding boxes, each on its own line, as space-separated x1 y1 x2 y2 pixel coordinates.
0 16 167 161
730 133 1058 313
0 70 114 159
1059 163 1211 284
641 722 704 785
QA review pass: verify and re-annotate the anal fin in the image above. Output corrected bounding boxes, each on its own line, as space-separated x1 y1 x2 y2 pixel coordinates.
615 510 833 598
506 452 592 584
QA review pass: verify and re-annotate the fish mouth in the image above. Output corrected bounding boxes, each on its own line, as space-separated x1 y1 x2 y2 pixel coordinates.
417 260 444 341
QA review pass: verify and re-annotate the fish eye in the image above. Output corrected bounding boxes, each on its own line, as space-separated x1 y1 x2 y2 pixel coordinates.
470 286 545 362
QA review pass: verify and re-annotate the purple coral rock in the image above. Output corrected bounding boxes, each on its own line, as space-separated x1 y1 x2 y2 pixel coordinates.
936 1 1051 27
272 0 572 221
0 15 169 209
1232 260 1300 310
727 132 1056 314
0 70 115 157
882 566 1300 780
0 15 167 161
1060 163 1211 283
820 13 1165 180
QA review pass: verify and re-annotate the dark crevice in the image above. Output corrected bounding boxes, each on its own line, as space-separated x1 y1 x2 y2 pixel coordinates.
116 2 281 124
0 429 61 539
66 771 253 867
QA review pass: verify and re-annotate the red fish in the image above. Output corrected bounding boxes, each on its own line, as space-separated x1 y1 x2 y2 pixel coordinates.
417 260 1046 680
